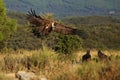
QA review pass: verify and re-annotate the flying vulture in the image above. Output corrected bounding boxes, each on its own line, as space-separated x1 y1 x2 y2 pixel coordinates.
27 9 80 36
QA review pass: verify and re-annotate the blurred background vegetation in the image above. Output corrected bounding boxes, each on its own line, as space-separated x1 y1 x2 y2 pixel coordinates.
4 0 120 17
4 11 120 54
0 0 120 54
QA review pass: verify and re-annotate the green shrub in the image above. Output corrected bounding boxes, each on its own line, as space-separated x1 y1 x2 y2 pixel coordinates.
54 35 82 54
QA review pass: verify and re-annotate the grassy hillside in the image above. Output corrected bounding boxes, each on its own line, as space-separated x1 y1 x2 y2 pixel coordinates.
5 12 120 52
63 16 120 25
63 16 120 49
4 0 120 17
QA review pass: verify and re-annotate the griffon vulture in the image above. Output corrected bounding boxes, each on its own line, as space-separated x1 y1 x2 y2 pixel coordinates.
98 50 111 61
27 9 80 36
82 49 91 62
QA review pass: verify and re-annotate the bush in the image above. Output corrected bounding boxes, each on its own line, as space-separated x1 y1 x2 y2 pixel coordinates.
54 35 82 54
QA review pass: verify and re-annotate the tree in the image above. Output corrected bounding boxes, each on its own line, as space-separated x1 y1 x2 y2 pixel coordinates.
0 0 17 49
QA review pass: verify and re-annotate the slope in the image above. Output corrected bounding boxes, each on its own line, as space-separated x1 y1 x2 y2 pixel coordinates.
4 0 120 17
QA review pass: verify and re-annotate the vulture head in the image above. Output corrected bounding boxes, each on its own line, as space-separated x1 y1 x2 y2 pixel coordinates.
27 9 80 36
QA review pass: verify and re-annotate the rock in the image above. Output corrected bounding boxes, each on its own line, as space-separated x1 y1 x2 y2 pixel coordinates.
15 71 38 80
15 71 47 80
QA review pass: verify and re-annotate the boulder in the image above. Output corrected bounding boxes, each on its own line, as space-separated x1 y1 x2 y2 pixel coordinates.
15 71 38 80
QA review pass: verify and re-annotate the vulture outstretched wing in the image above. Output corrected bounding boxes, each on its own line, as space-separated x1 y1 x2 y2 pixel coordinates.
27 9 49 26
52 22 77 35
27 9 79 36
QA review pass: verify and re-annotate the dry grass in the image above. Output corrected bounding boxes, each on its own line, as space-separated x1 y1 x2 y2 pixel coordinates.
0 73 13 80
0 47 120 80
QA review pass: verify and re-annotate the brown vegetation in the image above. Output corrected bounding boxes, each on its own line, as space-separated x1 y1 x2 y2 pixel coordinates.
0 48 120 80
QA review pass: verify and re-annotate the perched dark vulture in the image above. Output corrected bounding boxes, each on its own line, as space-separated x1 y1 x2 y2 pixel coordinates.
82 49 91 62
27 9 79 36
98 50 110 61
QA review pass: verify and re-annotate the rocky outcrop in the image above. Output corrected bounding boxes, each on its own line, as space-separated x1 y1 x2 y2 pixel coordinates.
15 71 47 80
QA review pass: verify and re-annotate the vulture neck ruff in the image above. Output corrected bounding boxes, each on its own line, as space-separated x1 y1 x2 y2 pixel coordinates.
52 22 55 30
